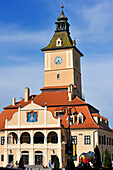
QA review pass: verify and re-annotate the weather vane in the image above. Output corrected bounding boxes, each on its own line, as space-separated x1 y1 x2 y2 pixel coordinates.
61 1 64 9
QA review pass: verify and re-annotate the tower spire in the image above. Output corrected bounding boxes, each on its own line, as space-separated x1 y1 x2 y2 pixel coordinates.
55 3 70 33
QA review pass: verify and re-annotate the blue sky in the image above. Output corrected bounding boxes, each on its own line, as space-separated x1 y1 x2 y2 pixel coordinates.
0 0 113 127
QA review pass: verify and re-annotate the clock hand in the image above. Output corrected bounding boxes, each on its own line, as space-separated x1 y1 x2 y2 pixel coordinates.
56 60 60 64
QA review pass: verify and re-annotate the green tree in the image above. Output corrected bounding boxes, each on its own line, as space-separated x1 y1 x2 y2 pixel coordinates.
19 157 24 168
93 145 101 169
65 154 75 170
104 149 112 168
54 155 60 169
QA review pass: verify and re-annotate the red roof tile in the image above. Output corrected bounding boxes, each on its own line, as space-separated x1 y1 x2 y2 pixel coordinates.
1 90 110 131
0 109 18 130
92 113 100 117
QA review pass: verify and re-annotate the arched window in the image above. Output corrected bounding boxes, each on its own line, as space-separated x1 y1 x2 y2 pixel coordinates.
47 132 58 144
56 38 63 46
34 132 44 144
20 132 30 144
7 132 17 144
77 113 84 124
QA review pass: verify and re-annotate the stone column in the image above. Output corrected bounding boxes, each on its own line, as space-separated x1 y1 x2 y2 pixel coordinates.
29 149 34 165
58 130 61 144
4 148 8 167
58 130 62 168
44 130 47 167
44 103 47 127
16 131 20 163
18 106 21 128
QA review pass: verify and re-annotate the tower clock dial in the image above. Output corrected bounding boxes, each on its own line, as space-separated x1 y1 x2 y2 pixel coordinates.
54 56 63 65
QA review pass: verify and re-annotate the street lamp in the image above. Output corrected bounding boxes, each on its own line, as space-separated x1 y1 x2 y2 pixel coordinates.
61 106 78 169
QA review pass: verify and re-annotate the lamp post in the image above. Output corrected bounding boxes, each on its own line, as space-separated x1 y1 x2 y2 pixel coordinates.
62 106 77 169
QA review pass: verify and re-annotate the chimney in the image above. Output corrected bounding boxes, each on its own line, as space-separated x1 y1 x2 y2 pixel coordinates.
12 97 16 106
24 87 30 102
68 84 75 101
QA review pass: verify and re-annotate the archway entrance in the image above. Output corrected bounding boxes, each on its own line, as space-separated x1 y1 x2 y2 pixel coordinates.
21 151 29 165
35 151 43 165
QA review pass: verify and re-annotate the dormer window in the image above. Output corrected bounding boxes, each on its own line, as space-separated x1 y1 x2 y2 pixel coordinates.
56 38 63 47
70 117 73 125
77 113 84 124
79 117 82 124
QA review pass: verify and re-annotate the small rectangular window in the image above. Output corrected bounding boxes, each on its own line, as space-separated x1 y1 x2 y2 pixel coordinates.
99 135 101 144
112 139 113 146
109 138 111 145
55 111 64 117
102 136 104 144
107 137 109 145
1 137 5 145
112 154 113 161
84 135 91 145
1 155 4 161
71 136 77 145
62 136 65 142
104 135 106 145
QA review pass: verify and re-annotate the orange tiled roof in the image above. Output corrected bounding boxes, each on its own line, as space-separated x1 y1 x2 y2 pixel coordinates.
0 109 18 130
92 113 100 117
0 90 111 131
4 91 87 109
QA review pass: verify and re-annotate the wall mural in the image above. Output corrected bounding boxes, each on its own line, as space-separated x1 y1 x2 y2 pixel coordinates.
27 111 38 122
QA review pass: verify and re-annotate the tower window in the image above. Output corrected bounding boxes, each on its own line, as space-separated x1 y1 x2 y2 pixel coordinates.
57 74 60 80
58 41 60 45
56 38 63 46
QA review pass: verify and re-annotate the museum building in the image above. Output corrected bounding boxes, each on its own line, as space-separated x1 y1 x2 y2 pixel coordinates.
0 5 113 168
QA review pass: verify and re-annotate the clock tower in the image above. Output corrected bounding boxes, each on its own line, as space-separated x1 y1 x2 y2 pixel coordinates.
41 5 83 98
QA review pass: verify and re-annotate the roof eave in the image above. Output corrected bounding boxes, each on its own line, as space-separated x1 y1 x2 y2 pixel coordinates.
41 46 84 56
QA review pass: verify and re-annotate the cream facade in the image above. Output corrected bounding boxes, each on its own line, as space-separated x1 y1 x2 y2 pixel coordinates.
1 102 64 167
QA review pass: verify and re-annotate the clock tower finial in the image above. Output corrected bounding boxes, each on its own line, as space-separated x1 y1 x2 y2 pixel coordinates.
61 2 64 9
55 3 69 33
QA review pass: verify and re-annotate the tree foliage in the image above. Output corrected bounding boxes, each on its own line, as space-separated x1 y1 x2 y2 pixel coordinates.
19 157 24 168
65 154 75 170
93 145 101 169
54 155 60 169
104 149 112 168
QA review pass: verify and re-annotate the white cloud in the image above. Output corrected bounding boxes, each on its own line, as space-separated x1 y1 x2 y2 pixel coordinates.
68 1 113 44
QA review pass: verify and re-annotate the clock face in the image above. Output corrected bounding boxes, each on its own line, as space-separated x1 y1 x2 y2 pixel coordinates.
54 56 63 65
